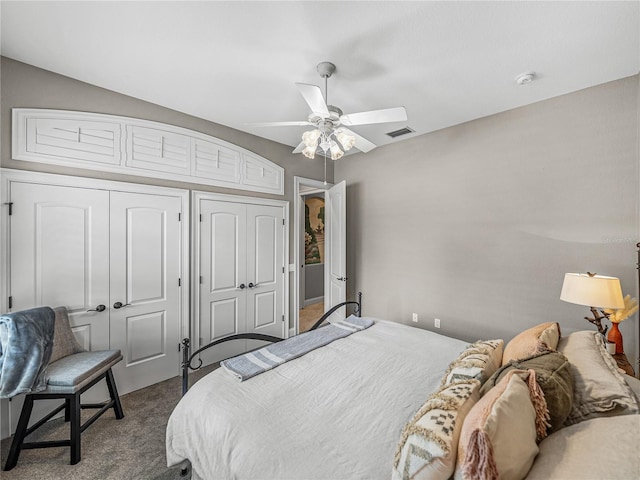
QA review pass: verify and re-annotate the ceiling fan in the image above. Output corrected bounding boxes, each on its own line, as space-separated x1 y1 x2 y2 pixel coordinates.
246 62 407 160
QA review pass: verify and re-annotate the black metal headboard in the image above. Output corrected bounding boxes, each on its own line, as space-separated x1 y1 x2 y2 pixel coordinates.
180 292 363 395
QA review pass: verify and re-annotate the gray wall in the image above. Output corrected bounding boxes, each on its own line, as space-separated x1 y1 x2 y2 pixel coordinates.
335 75 640 372
305 264 324 303
0 56 333 217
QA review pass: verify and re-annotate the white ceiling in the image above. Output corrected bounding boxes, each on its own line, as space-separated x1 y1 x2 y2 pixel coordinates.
1 1 639 154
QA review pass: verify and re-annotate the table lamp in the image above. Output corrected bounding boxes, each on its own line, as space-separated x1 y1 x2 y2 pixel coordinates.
560 272 624 340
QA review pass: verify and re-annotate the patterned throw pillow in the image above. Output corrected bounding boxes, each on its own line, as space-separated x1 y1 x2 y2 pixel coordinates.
392 380 481 480
441 340 504 387
455 371 549 480
502 322 560 365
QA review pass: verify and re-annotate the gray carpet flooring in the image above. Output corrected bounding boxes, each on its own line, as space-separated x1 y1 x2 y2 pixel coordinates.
1 364 218 480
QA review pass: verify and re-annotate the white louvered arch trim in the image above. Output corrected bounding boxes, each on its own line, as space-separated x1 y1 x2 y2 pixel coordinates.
12 109 284 195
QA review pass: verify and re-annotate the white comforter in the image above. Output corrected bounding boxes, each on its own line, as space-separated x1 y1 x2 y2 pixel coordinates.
166 320 467 480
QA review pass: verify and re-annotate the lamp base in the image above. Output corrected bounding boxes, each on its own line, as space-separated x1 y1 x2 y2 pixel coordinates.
607 322 624 354
585 307 609 336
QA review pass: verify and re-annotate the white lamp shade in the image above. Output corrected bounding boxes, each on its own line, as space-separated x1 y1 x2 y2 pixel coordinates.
560 273 624 309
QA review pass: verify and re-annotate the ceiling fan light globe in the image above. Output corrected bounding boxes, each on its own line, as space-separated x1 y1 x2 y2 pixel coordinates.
336 131 356 151
302 145 316 159
330 142 344 160
302 129 321 148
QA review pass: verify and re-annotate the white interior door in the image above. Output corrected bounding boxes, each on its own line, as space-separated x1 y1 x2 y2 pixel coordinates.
325 181 347 320
8 182 111 431
198 200 248 365
9 182 110 349
246 204 285 340
109 191 182 393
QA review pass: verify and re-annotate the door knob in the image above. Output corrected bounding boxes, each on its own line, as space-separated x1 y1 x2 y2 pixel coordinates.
113 301 131 309
248 282 259 288
87 304 106 312
238 283 246 290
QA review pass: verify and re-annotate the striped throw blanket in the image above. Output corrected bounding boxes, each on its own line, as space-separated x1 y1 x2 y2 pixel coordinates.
221 315 374 381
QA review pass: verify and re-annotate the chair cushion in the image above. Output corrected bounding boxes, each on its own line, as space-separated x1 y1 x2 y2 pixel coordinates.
44 350 122 393
50 306 85 363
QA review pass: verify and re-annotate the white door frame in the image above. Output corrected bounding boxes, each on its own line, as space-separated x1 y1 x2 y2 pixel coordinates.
191 190 290 354
293 176 334 336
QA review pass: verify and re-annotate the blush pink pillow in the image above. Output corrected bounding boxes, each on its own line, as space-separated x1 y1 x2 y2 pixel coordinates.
502 322 560 365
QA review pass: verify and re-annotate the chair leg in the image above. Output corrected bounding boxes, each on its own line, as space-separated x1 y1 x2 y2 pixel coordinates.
64 398 71 422
69 394 81 465
105 369 124 420
4 395 34 471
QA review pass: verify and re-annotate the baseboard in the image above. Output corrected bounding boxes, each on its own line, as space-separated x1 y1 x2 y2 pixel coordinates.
304 296 324 307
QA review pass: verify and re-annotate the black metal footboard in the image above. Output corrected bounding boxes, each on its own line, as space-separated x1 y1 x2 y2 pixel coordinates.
180 291 363 395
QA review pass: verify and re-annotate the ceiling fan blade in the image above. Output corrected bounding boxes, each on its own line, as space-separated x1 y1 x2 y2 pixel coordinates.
245 121 312 127
292 141 306 154
340 106 407 126
341 127 377 153
295 83 330 118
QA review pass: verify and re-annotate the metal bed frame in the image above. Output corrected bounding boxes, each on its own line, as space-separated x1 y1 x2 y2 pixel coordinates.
180 292 362 395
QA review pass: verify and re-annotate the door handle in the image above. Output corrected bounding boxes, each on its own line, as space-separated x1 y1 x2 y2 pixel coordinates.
238 283 246 290
87 304 106 312
337 277 348 281
113 301 131 309
248 282 259 288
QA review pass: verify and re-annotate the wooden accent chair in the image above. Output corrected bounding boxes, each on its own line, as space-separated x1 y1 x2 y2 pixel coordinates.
4 306 124 470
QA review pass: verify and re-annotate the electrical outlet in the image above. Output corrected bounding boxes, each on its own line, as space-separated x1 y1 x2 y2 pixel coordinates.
434 318 441 328
412 313 418 323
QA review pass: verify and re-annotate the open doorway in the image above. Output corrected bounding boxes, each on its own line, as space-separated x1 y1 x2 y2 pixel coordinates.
299 191 326 332
293 176 347 336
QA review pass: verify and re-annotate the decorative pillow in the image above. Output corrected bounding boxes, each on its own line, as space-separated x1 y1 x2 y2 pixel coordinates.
557 330 639 425
455 371 547 480
50 306 84 363
525 415 640 480
392 380 481 480
441 340 504 387
502 322 560 365
480 351 573 432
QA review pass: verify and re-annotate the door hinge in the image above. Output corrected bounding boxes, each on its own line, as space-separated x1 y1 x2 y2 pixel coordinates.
199 214 202 222
178 278 181 287
199 276 203 284
282 266 285 273
282 315 285 322
178 343 181 352
5 202 13 216
282 219 285 226
8 296 13 309
178 212 181 222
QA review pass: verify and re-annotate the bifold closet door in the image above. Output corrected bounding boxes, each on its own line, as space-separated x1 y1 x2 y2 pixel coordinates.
109 191 182 393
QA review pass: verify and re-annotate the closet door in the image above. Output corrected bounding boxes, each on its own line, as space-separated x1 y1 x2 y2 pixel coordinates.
198 200 248 365
246 204 285 339
109 191 182 393
9 182 110 350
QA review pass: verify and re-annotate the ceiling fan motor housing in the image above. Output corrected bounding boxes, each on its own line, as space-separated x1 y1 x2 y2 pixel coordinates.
317 61 336 78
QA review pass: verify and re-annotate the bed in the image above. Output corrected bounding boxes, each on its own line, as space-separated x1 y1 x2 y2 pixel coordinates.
167 295 640 480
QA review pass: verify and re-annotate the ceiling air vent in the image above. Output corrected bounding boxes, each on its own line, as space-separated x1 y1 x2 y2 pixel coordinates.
386 127 414 138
